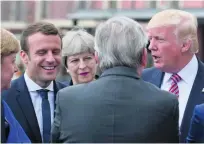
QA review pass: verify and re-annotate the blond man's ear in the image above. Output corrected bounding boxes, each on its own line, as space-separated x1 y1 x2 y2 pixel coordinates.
181 39 192 53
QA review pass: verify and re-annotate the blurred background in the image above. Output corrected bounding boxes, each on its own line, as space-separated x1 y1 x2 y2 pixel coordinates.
1 0 204 81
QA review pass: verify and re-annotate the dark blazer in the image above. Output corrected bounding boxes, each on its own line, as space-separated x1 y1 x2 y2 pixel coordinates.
52 66 179 143
1 100 31 143
186 103 204 143
142 59 204 142
2 75 66 143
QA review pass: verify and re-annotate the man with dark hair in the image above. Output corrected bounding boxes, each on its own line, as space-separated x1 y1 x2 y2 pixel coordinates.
2 22 66 143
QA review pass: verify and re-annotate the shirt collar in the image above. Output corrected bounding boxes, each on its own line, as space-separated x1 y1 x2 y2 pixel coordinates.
163 55 198 84
24 71 54 92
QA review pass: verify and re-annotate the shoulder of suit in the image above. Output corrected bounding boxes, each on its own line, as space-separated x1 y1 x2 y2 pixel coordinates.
142 67 157 75
11 78 19 85
57 82 87 95
141 79 177 101
55 81 67 88
195 103 204 112
194 104 204 120
11 75 24 87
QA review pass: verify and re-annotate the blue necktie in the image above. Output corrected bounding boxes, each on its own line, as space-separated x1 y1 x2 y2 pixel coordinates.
37 89 51 143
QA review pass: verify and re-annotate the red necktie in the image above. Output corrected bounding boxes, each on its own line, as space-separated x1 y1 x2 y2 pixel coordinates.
169 74 181 98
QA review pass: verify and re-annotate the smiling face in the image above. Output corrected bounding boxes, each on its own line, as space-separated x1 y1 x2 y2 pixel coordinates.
1 53 18 90
20 32 62 87
66 52 97 85
147 26 184 73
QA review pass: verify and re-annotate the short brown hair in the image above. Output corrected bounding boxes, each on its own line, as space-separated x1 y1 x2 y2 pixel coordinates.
1 28 20 58
20 21 62 53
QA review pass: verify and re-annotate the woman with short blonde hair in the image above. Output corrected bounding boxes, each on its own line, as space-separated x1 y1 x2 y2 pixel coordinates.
1 28 31 143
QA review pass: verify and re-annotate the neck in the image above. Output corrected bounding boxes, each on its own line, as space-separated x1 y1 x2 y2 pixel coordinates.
72 79 77 85
34 80 51 88
137 67 142 77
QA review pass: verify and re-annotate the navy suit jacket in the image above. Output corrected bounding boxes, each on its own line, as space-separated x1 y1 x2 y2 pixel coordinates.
2 75 66 143
142 59 204 142
186 103 204 143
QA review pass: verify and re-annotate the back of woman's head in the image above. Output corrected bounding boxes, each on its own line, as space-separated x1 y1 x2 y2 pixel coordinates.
1 28 20 59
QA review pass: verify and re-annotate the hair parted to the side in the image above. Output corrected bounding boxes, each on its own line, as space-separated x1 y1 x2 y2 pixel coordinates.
62 28 95 68
95 16 148 71
147 9 199 53
20 21 62 53
1 28 20 59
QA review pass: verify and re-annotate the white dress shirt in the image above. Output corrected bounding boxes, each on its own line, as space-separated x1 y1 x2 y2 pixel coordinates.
24 72 54 139
161 55 198 126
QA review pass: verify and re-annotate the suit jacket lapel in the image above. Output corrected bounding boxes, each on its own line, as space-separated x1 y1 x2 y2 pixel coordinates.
15 75 42 142
180 60 204 141
150 69 164 88
53 81 65 109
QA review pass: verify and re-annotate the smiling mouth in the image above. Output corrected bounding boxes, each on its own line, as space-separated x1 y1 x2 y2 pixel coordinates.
42 66 56 70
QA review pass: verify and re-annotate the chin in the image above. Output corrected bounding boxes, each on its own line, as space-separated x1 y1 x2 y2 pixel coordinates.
154 63 163 69
43 75 57 81
80 78 93 84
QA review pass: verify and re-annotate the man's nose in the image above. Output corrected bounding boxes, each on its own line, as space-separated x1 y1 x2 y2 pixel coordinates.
148 39 157 51
46 52 55 63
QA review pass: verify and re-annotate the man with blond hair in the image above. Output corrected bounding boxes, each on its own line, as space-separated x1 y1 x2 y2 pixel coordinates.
1 28 30 143
142 9 204 142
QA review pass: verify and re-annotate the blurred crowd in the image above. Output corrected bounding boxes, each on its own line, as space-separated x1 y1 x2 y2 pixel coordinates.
1 9 204 143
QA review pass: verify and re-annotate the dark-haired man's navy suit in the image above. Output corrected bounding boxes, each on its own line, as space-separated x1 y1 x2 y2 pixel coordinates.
2 75 66 143
142 59 204 142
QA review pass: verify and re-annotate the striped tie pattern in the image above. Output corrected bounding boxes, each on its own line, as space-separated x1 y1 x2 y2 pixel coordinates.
169 74 181 97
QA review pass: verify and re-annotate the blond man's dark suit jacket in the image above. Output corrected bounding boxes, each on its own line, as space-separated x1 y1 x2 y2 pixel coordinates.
142 59 204 142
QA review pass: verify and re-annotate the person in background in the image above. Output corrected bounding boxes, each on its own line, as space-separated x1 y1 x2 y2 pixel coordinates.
142 9 204 142
186 103 204 143
61 28 98 85
2 22 66 143
1 28 31 143
51 16 179 143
